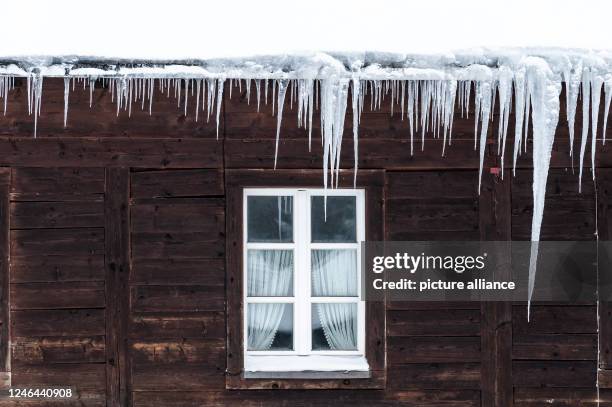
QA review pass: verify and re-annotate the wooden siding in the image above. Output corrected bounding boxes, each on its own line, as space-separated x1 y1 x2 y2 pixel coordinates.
0 78 609 406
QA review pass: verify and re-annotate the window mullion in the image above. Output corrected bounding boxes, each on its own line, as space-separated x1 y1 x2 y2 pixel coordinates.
294 190 309 355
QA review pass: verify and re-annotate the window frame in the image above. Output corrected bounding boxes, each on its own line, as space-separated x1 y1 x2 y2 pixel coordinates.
225 169 385 390
243 188 366 359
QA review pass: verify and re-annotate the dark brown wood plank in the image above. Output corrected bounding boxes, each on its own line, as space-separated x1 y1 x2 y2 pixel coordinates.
131 258 224 285
11 309 105 337
10 282 105 310
387 309 480 336
0 138 222 168
513 334 598 360
132 389 480 407
11 363 106 390
10 228 104 257
597 169 612 369
131 285 225 313
600 369 612 388
387 363 481 389
0 168 9 379
10 255 105 283
513 361 596 387
387 336 480 363
513 305 597 334
11 201 104 229
130 199 224 233
130 338 224 364
12 335 105 364
479 163 513 407
10 167 105 201
131 232 224 259
105 168 130 407
131 364 225 391
131 169 223 199
514 388 602 407
129 312 225 340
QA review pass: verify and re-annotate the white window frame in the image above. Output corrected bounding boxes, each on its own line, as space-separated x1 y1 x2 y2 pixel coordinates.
243 188 368 372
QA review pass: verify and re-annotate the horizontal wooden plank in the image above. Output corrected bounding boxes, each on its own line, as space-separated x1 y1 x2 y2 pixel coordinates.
386 199 479 235
0 390 105 407
0 138 222 168
599 370 612 388
131 232 224 259
11 201 104 229
386 171 478 199
131 285 225 312
132 390 480 407
11 167 104 201
387 301 480 310
11 228 104 257
513 334 598 360
11 309 105 337
387 336 480 363
10 255 105 283
131 339 224 364
2 78 220 139
513 361 596 387
10 282 105 310
11 363 106 390
387 309 480 336
129 312 225 340
131 169 224 199
513 306 597 334
130 200 224 233
225 169 384 189
513 388 602 407
12 336 105 364
387 363 481 389
131 364 225 391
131 258 224 285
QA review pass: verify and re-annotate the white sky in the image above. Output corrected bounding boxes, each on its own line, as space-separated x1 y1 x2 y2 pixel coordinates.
1 0 611 59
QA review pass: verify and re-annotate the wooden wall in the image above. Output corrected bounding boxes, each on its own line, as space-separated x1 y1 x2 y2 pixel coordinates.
0 78 609 406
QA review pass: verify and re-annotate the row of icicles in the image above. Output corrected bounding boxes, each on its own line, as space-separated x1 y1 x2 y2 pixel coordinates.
0 73 610 192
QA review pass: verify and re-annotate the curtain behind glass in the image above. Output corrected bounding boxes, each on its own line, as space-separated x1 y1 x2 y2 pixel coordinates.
311 250 358 350
247 250 293 350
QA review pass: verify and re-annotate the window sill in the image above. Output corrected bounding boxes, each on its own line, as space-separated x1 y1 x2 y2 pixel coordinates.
244 354 369 376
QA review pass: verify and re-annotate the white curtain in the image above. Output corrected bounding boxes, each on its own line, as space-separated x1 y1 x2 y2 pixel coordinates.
312 250 358 350
247 250 293 350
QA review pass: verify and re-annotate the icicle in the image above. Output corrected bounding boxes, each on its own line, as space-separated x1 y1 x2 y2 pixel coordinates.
591 76 603 181
564 65 582 157
525 60 562 322
407 81 415 155
351 78 360 186
578 70 591 193
476 80 493 193
274 80 288 169
63 77 69 127
513 71 526 175
497 68 513 178
195 79 201 122
255 79 261 112
216 78 225 139
603 81 612 145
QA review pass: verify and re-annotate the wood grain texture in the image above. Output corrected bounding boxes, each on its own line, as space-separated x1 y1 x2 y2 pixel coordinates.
105 168 130 407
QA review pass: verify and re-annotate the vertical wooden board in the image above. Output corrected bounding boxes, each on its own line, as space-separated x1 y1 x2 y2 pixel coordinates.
0 169 9 383
597 169 612 369
105 168 130 407
480 163 513 407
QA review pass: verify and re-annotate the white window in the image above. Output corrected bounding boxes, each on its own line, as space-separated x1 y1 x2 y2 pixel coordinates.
243 188 368 374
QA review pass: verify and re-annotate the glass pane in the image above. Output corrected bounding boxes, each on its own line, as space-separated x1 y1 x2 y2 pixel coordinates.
311 249 357 296
311 303 358 350
247 303 293 351
311 196 356 243
247 250 293 297
247 196 293 243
